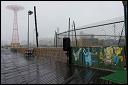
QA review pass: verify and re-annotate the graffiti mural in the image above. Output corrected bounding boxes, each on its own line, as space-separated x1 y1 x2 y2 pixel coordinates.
73 48 82 61
103 46 125 65
71 47 83 65
82 48 98 67
83 48 93 66
104 46 114 64
71 47 99 67
71 46 126 70
113 47 124 62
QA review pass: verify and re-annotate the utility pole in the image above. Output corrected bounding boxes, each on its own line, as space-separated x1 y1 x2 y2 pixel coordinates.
34 6 39 47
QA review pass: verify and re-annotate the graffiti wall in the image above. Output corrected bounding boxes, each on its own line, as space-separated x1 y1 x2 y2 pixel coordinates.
71 46 126 70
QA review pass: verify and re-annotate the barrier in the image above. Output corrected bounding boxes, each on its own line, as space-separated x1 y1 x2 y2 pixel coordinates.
16 47 67 63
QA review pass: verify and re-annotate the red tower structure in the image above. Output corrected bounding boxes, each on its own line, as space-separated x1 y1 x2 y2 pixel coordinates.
6 5 24 48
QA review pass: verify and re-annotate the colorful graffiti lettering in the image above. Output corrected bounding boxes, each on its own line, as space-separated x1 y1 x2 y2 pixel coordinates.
71 46 125 70
104 46 114 64
99 48 104 60
83 48 93 66
113 55 119 65
73 48 82 61
82 48 98 66
103 47 124 65
113 47 123 62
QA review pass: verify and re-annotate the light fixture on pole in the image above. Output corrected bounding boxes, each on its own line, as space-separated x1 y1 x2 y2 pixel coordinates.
28 10 33 48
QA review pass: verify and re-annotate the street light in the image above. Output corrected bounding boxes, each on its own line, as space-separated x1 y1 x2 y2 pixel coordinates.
28 10 33 48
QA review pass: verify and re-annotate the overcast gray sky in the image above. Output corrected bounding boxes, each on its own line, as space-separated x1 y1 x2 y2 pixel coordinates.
1 1 124 44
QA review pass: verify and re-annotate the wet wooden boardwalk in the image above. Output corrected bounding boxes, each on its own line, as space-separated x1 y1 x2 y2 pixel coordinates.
1 48 115 84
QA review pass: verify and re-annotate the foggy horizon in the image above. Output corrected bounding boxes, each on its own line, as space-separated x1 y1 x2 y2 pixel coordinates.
1 1 124 44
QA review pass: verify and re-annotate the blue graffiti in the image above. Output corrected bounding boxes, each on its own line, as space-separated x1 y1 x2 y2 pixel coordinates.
114 55 119 65
83 48 93 66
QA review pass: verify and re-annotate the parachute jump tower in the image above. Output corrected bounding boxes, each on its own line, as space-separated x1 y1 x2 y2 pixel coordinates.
6 5 24 48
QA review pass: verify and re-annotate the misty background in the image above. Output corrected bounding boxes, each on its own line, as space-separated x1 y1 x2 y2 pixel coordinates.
1 1 124 46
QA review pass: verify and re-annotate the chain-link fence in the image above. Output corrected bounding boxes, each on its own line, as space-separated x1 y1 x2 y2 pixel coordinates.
55 16 125 47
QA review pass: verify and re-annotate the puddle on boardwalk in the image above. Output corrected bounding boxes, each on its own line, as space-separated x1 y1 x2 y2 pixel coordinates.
1 48 112 84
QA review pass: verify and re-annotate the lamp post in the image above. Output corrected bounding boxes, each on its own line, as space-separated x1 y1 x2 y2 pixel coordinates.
28 10 33 48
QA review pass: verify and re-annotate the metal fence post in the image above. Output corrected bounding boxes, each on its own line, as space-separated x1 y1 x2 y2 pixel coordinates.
54 31 56 47
55 31 57 47
68 17 70 38
123 2 127 69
